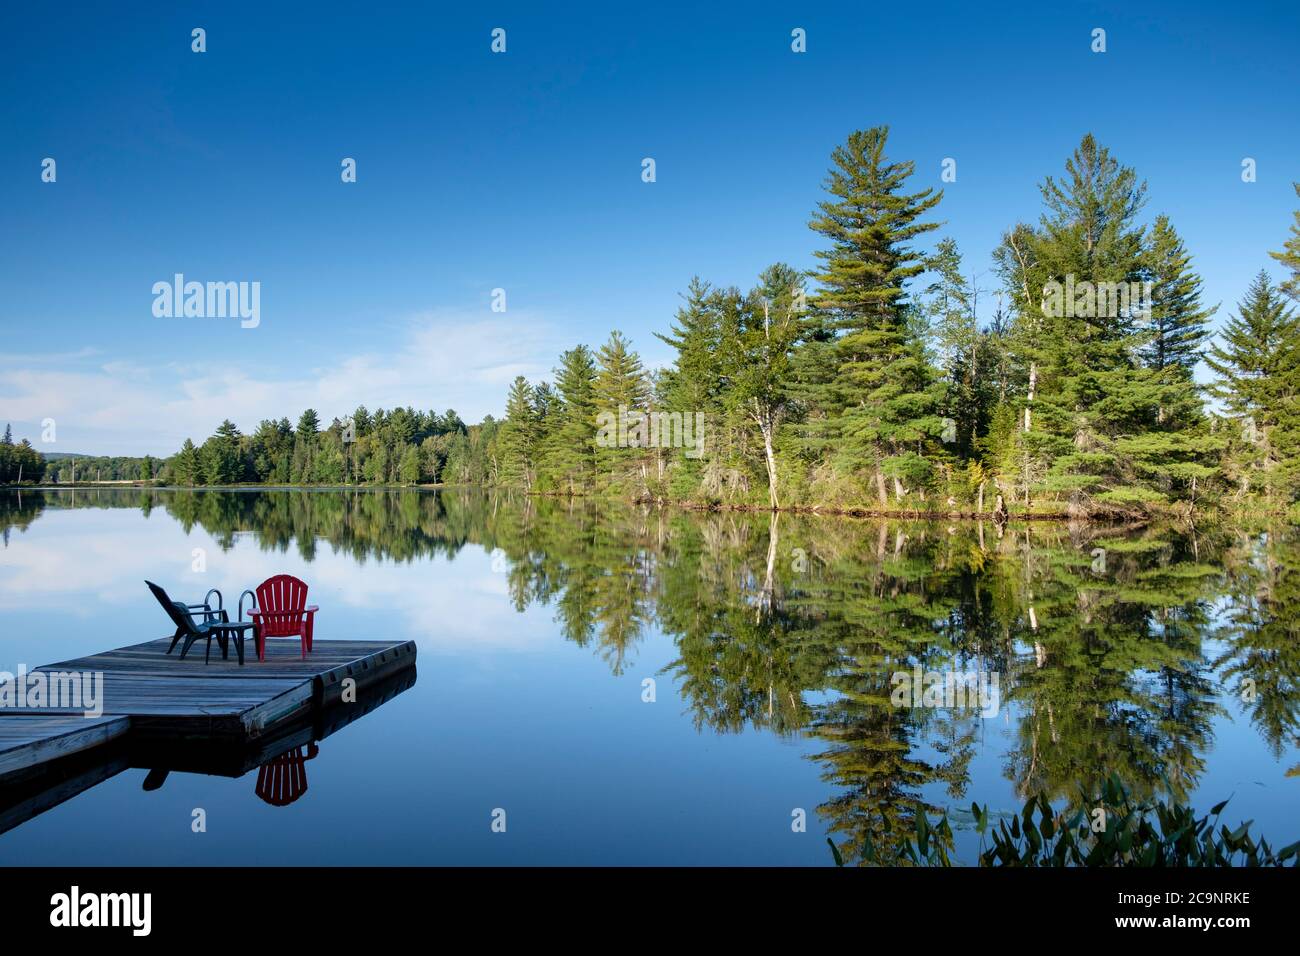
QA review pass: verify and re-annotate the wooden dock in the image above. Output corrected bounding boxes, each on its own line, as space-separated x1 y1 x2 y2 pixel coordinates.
0 638 417 773
0 665 416 837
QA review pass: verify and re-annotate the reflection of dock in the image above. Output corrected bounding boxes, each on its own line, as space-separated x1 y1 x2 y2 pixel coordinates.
0 716 130 777
0 638 417 833
0 664 417 836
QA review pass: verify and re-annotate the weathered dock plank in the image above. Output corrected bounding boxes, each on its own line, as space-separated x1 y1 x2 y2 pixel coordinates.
37 638 410 681
0 716 131 777
1 675 315 739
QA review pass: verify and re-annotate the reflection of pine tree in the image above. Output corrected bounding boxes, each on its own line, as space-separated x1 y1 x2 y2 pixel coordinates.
795 524 972 864
485 497 654 674
659 513 813 735
1138 536 1223 800
0 490 46 539
1000 527 1218 806
547 505 602 651
1215 531 1300 757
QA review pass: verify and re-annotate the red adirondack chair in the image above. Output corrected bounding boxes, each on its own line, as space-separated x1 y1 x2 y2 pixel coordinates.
255 743 319 807
248 574 318 661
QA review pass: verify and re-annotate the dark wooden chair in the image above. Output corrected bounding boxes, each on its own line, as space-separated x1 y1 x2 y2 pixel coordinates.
146 580 228 664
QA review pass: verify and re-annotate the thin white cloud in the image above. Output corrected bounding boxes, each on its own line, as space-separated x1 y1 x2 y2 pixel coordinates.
0 310 564 455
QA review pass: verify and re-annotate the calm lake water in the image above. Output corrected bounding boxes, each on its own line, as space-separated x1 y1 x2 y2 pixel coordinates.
0 487 1296 865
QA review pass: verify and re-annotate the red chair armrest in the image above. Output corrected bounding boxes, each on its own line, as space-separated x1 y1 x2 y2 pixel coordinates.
305 606 319 613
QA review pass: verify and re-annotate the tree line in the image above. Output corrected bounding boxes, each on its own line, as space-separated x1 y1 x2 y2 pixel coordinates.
0 425 46 484
160 407 494 487
43 454 155 483
144 128 1300 520
490 129 1300 520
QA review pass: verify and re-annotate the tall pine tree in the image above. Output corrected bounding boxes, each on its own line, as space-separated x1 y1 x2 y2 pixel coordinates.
1205 271 1300 502
922 238 996 462
593 331 650 486
544 345 599 494
1123 213 1220 505
1270 183 1300 304
498 376 540 490
993 135 1210 515
796 125 946 508
1141 215 1215 377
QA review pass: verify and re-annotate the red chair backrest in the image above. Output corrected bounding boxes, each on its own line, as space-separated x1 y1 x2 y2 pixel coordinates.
255 746 312 807
255 574 310 637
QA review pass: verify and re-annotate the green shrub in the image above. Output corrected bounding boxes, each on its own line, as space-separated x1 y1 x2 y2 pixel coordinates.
832 775 1300 867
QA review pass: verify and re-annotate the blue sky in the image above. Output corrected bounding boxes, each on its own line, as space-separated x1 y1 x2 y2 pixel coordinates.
2 0 1298 455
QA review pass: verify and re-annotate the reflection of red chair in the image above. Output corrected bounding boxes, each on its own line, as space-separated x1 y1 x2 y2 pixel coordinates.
248 574 318 661
255 743 319 807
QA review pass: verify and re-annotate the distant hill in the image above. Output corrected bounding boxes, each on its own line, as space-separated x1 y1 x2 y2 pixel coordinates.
43 452 152 463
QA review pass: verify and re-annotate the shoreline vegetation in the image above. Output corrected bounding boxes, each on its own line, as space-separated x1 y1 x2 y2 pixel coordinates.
10 480 1073 521
6 129 1300 525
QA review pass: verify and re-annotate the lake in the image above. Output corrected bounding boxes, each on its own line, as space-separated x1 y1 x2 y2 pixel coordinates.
0 487 1296 865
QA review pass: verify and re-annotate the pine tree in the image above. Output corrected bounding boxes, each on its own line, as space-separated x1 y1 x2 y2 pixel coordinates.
296 410 319 437
1205 271 1300 501
593 331 650 485
175 438 202 486
292 410 320 482
498 375 540 489
1031 134 1148 512
994 135 1208 515
544 345 599 494
0 424 12 484
594 330 649 411
1270 182 1300 304
656 279 726 495
922 238 995 463
531 382 555 424
1142 215 1215 376
797 125 946 507
1120 214 1221 503
1207 272 1297 420
202 420 243 484
656 277 722 416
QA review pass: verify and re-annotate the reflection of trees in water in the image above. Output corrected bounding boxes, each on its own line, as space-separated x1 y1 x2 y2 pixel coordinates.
1214 532 1300 766
6 488 1299 858
659 512 813 736
997 529 1222 808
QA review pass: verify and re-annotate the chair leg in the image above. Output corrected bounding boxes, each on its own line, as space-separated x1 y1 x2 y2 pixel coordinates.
167 626 184 654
